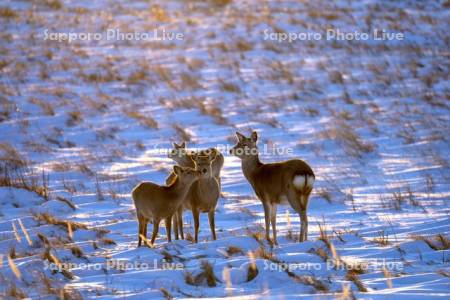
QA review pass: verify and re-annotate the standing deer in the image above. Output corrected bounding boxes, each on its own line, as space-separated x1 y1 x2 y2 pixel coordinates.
184 152 220 243
132 166 202 246
166 142 223 241
167 142 224 184
230 131 315 244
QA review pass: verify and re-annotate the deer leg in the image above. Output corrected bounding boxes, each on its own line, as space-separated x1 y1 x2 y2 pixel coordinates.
143 218 148 242
270 203 278 245
192 208 200 243
262 201 271 242
298 212 304 242
150 218 160 245
208 210 216 240
300 193 310 242
165 216 172 242
300 210 308 242
178 207 184 239
173 213 179 240
137 215 143 247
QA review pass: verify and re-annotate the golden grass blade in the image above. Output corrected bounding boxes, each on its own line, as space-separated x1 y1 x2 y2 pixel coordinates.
383 266 393 289
339 283 352 300
8 255 22 280
329 242 340 268
222 266 232 296
286 210 291 228
139 234 152 247
18 219 33 246
67 222 73 240
12 221 21 242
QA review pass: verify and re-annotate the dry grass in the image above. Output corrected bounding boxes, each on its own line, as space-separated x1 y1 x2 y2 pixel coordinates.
253 246 274 260
7 283 27 299
312 247 329 262
34 212 88 231
70 245 85 258
372 230 389 246
318 220 332 249
226 245 244 257
43 248 74 279
29 98 55 116
124 110 158 129
101 238 117 245
160 287 173 300
66 110 83 127
198 101 228 125
218 79 241 94
246 250 258 282
56 196 77 210
184 260 219 287
413 234 449 251
0 163 50 200
173 124 192 142
0 142 27 169
316 188 332 203
321 120 375 158
0 7 18 19
345 271 368 292
180 72 201 90
392 191 405 210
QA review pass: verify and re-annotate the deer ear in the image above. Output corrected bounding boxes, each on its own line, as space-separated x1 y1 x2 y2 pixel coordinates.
251 131 258 142
173 165 182 175
209 150 217 161
180 141 186 148
236 131 245 142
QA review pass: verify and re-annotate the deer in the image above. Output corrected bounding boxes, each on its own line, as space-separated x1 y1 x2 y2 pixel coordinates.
166 142 224 241
230 131 315 244
167 142 224 184
131 166 203 246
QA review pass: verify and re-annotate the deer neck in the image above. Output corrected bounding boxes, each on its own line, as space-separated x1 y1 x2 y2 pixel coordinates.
241 154 262 184
168 177 194 201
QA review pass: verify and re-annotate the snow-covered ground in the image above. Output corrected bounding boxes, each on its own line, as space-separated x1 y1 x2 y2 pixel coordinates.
0 0 449 298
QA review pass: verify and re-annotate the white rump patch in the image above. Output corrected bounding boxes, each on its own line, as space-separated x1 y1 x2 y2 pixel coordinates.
293 175 306 189
306 175 315 189
293 175 315 190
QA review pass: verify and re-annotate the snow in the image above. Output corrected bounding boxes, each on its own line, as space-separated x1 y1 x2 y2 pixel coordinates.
0 0 449 298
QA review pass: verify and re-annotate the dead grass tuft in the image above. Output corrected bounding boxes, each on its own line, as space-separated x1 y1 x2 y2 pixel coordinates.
7 283 27 298
345 271 368 292
0 164 50 200
101 238 117 245
124 110 158 129
413 234 449 251
160 287 173 300
372 230 389 246
0 143 27 169
34 212 88 231
184 260 219 287
173 124 192 142
43 248 74 279
56 196 77 210
321 120 375 158
0 7 18 19
70 245 84 258
226 245 244 257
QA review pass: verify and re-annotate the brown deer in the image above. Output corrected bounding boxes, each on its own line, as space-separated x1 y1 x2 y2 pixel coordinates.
230 131 315 244
184 152 220 243
132 166 202 246
166 142 223 241
167 142 224 184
